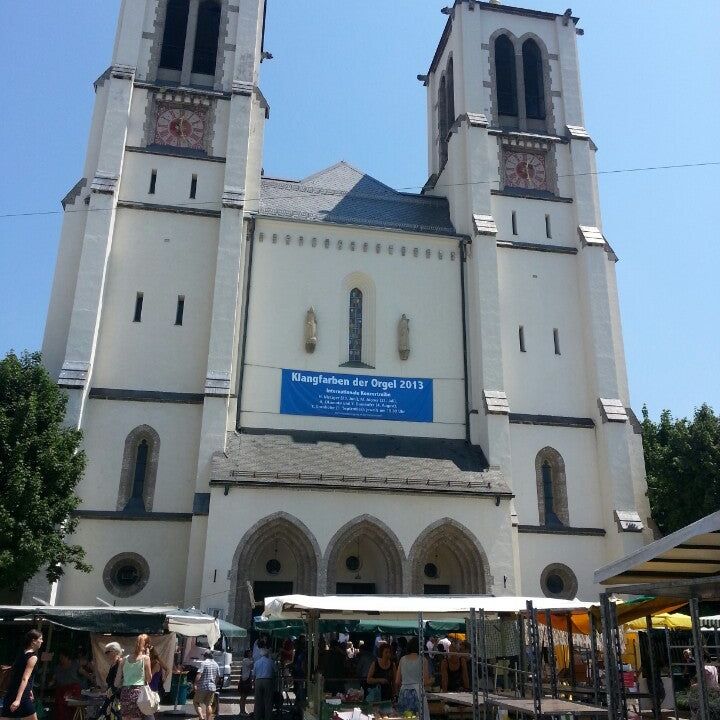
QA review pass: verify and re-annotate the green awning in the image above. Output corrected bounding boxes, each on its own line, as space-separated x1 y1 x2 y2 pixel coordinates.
0 607 166 634
219 619 248 637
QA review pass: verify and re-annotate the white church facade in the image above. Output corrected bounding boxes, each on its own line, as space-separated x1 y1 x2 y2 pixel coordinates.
38 0 652 623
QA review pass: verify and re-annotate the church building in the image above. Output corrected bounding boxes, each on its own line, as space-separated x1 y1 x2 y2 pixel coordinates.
38 0 652 623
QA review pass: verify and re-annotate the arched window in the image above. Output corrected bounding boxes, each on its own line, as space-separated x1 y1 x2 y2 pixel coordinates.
117 426 160 513
159 0 190 71
495 35 518 117
438 75 448 170
535 447 569 527
522 39 546 120
348 288 363 363
192 0 222 76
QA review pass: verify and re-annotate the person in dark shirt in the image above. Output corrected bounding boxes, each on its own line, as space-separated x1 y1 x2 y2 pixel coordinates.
1 629 43 720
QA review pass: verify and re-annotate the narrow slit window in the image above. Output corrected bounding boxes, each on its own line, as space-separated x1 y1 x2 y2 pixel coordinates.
511 211 518 236
349 288 363 363
553 328 561 355
133 293 144 323
190 174 197 199
519 325 526 352
545 214 552 239
175 295 185 326
149 170 157 195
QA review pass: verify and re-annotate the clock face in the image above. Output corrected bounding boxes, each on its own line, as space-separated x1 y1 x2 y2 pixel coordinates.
154 106 206 150
503 151 547 191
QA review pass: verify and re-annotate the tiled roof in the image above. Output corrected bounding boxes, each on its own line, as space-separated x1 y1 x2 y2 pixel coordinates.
212 429 510 497
259 161 457 237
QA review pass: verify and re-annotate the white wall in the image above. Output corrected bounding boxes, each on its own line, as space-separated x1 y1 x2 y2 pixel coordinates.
58 518 190 606
91 208 218 393
200 485 515 612
240 219 466 439
79 399 203 512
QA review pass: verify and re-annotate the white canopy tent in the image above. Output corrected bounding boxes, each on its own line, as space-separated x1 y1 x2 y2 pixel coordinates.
262 594 595 621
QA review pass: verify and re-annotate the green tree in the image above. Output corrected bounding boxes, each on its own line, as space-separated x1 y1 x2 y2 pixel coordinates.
642 403 720 535
0 351 90 590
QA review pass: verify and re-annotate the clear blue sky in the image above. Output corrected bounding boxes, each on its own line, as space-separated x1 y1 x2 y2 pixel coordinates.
1 1 718 420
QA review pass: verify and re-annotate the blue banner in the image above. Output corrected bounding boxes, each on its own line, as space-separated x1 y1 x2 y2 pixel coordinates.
280 369 433 423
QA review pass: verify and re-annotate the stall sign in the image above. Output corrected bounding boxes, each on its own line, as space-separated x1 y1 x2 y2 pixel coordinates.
280 369 433 423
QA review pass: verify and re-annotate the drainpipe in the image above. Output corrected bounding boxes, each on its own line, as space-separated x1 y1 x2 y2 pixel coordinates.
459 236 471 444
235 215 256 430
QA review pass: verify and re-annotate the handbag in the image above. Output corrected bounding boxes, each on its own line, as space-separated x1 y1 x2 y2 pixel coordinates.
365 685 381 702
137 685 160 716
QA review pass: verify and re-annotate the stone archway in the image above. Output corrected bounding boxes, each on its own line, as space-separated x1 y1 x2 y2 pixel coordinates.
228 512 321 626
324 515 406 594
409 518 491 594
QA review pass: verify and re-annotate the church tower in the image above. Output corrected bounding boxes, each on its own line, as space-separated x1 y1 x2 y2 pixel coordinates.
39 0 267 604
423 0 652 577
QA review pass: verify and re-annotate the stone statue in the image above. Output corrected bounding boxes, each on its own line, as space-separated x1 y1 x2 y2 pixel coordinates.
304 307 317 353
398 314 410 360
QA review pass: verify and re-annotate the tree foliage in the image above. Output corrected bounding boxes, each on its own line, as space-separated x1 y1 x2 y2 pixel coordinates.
0 351 90 590
642 403 720 535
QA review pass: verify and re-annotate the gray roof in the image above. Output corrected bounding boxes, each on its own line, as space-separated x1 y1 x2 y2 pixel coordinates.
212 429 510 497
259 162 457 237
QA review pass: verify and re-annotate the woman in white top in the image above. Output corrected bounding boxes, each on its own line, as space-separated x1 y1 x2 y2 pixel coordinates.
395 637 431 720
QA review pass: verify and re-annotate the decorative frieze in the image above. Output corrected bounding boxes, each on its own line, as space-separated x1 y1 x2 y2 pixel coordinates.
598 398 628 423
484 390 510 415
614 509 643 533
222 188 245 209
577 225 606 248
58 361 90 388
205 372 231 396
473 214 498 236
91 173 119 194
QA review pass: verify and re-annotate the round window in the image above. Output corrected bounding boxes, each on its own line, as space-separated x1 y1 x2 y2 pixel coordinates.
114 564 140 587
345 555 361 572
424 562 439 579
540 563 578 600
266 559 281 575
103 553 149 598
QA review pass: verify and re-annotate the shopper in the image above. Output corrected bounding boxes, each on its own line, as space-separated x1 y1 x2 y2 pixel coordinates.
119 634 152 720
0 629 43 720
440 640 469 692
395 637 430 720
238 649 254 717
193 651 219 720
148 647 168 694
367 643 396 702
99 642 123 720
52 651 82 720
253 641 275 720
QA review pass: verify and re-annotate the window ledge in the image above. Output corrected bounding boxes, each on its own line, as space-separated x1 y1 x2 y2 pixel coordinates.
339 361 375 370
492 189 573 203
518 524 605 536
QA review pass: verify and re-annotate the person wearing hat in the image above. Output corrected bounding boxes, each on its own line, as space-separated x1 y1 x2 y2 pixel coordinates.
193 651 219 720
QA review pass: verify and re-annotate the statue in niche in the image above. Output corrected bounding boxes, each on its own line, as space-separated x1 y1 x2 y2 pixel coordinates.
304 307 318 353
398 314 410 360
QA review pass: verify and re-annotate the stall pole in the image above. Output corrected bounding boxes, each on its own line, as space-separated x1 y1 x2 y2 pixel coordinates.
518 614 526 699
469 609 480 720
600 593 626 720
645 616 661 720
663 629 679 720
689 596 709 720
417 612 427 720
526 601 542 720
479 609 489 719
588 612 601 704
38 622 52 706
566 613 577 690
545 610 558 698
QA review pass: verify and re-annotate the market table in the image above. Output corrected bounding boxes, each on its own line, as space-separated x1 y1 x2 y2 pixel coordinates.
427 692 607 717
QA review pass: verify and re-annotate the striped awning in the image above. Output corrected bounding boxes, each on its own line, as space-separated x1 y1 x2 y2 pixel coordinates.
595 510 720 592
